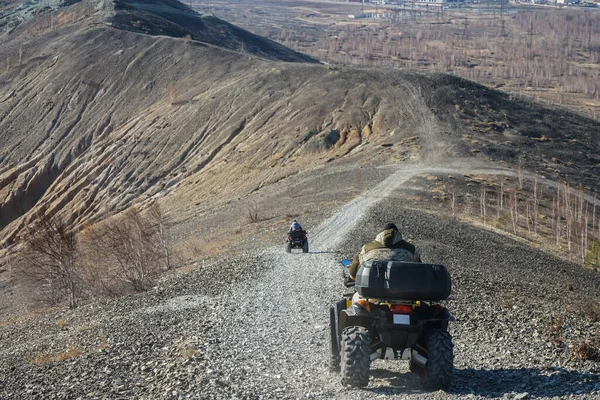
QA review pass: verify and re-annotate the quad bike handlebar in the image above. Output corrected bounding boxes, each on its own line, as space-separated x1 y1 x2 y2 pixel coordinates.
341 260 355 287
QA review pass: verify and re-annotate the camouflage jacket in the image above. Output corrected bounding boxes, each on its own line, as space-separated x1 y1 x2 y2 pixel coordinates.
348 229 421 279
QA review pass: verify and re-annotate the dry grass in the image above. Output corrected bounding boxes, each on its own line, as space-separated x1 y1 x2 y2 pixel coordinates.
30 345 83 364
76 322 101 332
173 339 199 360
173 236 204 264
96 337 109 351
544 315 565 344
499 290 516 310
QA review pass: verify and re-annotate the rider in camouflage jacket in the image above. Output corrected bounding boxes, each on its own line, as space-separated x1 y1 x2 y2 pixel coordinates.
348 223 421 280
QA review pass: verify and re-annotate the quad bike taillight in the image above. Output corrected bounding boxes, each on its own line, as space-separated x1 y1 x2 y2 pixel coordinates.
390 304 413 314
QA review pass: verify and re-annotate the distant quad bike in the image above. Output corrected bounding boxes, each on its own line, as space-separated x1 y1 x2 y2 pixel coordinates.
330 259 454 390
286 229 308 253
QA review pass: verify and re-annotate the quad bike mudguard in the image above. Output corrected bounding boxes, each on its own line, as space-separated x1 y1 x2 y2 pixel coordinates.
339 302 384 330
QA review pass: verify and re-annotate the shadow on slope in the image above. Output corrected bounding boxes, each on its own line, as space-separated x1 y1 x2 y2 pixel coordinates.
110 0 317 62
366 367 600 397
453 367 600 397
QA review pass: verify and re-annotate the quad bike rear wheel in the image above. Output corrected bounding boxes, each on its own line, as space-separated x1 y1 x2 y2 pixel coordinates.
420 329 454 390
285 242 292 253
302 241 309 253
340 326 371 387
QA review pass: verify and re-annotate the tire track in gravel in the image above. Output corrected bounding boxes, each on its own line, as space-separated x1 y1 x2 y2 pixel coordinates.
201 160 592 399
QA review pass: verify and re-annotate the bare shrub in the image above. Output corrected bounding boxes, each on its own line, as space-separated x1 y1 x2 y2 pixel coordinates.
172 338 199 360
572 339 600 361
581 300 600 322
247 204 260 223
148 202 172 270
499 290 516 309
544 315 565 344
13 211 82 309
165 84 179 105
80 208 164 293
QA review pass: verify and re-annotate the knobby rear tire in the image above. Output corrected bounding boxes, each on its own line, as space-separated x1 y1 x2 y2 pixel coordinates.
421 329 454 390
340 326 371 387
285 242 292 253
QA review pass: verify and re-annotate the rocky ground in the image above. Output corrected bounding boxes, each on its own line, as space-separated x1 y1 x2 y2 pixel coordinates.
1 163 599 399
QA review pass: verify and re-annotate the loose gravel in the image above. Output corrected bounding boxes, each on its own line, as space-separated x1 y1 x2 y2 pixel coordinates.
1 165 600 399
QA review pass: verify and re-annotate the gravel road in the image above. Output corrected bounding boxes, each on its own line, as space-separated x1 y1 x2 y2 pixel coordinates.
1 164 600 399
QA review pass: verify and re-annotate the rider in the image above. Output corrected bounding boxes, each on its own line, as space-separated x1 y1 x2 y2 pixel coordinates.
348 222 421 281
288 219 303 235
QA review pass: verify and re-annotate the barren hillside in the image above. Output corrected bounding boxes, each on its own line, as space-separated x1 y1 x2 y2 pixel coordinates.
1 0 600 398
1 0 599 251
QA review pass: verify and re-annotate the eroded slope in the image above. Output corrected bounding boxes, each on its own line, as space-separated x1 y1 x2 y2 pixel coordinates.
0 0 599 249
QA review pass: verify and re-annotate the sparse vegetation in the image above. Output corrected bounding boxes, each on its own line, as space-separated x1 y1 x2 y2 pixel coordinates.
11 204 172 309
14 210 82 309
434 171 600 268
197 0 600 120
30 344 83 364
572 339 600 361
544 315 565 344
81 207 169 293
581 300 600 322
247 204 260 223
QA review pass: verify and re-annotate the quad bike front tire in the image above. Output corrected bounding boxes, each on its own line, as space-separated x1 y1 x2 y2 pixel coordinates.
420 329 454 390
302 241 309 253
285 242 292 253
340 326 371 387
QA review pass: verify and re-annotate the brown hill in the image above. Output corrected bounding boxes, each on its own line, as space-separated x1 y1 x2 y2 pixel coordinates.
0 0 599 250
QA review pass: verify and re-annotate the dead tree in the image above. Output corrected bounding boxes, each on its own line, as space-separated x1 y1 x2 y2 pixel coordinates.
148 202 171 270
480 183 487 225
82 209 162 292
14 211 81 309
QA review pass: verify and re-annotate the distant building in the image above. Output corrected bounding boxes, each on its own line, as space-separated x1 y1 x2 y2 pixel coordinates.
556 0 579 4
415 0 446 5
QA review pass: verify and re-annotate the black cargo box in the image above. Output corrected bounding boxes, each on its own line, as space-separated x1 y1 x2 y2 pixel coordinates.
355 260 451 301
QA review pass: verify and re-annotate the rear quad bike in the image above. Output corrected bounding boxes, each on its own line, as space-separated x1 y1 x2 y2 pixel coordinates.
329 259 454 390
285 229 308 253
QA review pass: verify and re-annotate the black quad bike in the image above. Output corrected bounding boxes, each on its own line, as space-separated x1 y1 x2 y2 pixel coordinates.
286 229 308 253
329 259 454 390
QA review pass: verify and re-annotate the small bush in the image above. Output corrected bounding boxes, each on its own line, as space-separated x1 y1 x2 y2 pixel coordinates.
247 204 260 223
544 315 565 343
581 301 600 322
572 339 600 361
585 241 600 267
499 290 516 309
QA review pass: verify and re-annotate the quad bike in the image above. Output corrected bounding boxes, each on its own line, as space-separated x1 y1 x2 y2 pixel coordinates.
329 259 454 390
285 229 308 253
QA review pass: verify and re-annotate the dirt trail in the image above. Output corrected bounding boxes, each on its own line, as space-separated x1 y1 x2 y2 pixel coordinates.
202 159 600 398
312 160 512 250
201 161 528 398
3 159 599 399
